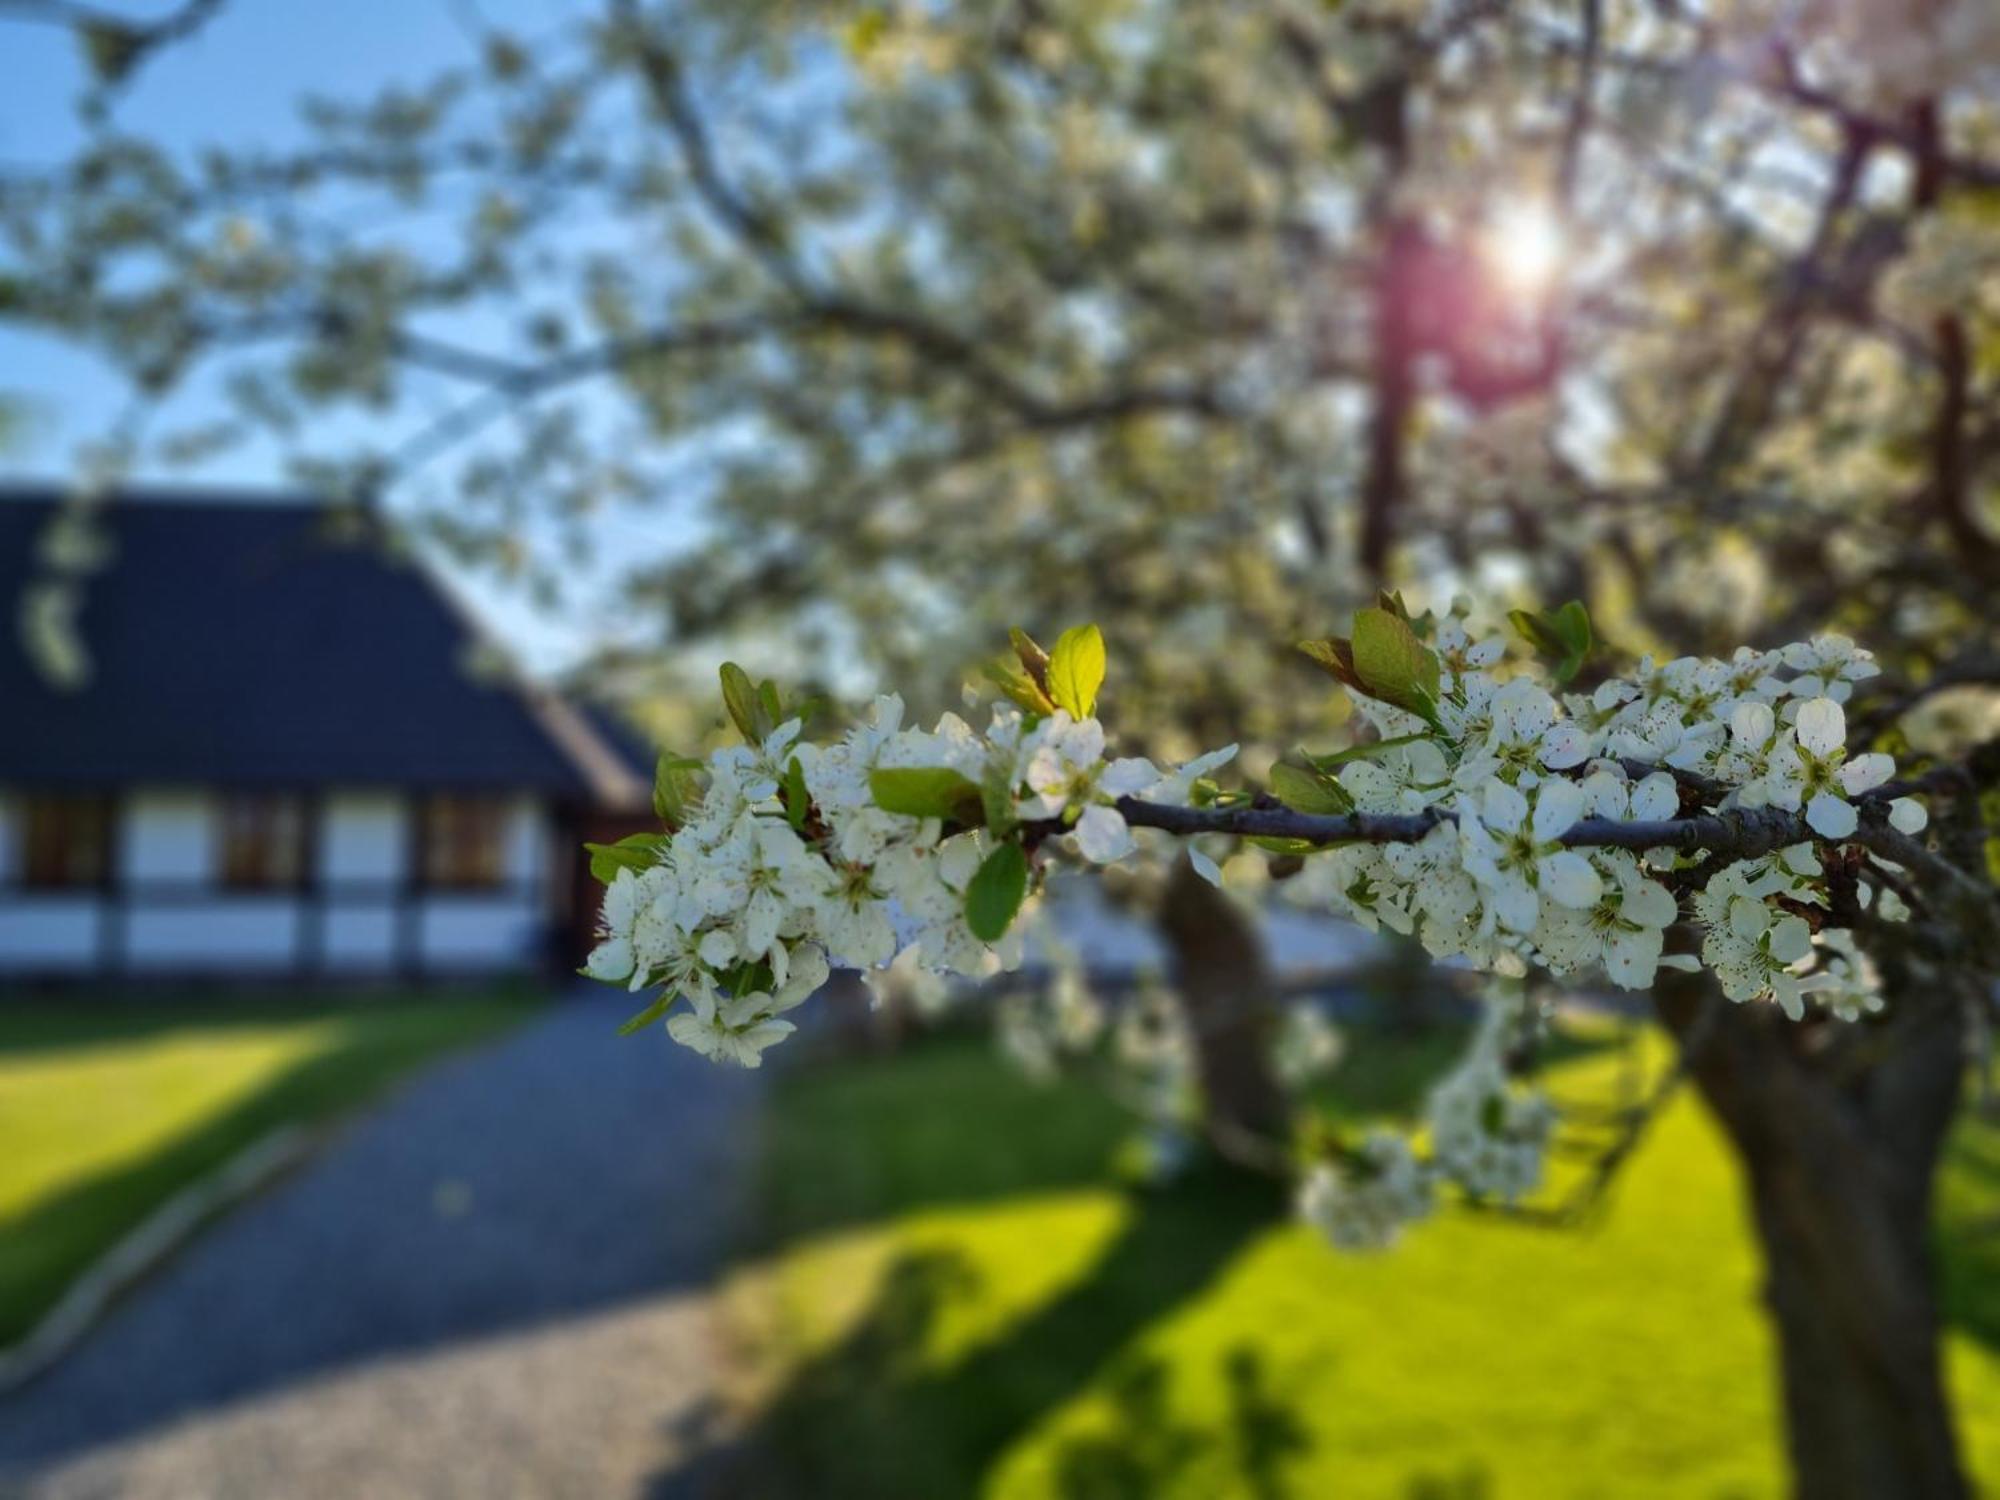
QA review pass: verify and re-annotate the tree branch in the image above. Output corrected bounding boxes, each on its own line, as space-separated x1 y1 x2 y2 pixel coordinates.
1103 795 1995 916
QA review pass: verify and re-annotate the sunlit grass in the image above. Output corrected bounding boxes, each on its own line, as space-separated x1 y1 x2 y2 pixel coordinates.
731 1023 2000 1499
0 991 537 1346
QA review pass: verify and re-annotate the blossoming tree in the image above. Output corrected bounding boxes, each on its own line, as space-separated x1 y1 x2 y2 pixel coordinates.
586 601 1995 1499
5 0 1998 1492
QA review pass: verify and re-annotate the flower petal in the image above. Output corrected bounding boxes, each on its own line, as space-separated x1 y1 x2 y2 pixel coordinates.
1837 753 1893 795
1805 791 1857 840
1728 895 1769 941
1794 698 1845 757
1541 851 1602 909
1539 723 1590 770
1768 916 1813 965
1074 805 1135 863
1888 798 1928 835
1481 779 1531 834
584 937 634 982
1731 701 1774 747
1099 756 1161 796
1531 779 1585 843
1623 879 1678 930
1493 879 1541 934
1605 931 1661 990
1630 773 1679 823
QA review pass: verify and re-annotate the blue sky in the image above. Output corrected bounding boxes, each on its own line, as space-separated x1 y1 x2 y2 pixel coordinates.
0 0 633 674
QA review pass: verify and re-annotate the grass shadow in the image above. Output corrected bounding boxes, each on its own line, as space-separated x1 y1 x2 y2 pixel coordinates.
1937 1101 2000 1354
749 1037 1143 1250
677 1016 1630 1499
0 996 533 1345
704 1165 1285 1499
0 982 540 1056
1044 1343 1312 1500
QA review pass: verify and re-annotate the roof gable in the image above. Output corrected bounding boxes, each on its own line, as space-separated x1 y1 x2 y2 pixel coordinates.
0 487 647 802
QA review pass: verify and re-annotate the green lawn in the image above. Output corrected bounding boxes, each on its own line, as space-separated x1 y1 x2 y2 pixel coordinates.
726 1021 2000 1499
0 989 537 1347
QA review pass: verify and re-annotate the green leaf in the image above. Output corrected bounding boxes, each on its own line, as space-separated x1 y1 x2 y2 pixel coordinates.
1046 623 1106 720
1508 608 1563 655
965 842 1029 942
1297 637 1364 693
1250 835 1322 855
1552 600 1593 656
783 756 811 831
1511 603 1594 684
586 833 665 885
1350 607 1441 718
725 959 776 997
653 752 703 827
758 679 785 731
1302 732 1434 772
843 7 890 59
1269 762 1354 815
79 21 146 84
617 993 676 1036
1551 600 1594 683
869 766 986 822
1009 627 1052 691
981 754 1021 836
982 660 1056 717
719 662 765 743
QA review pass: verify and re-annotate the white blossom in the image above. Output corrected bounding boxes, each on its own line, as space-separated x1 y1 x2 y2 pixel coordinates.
1073 803 1137 863
666 991 797 1068
1298 1132 1432 1251
585 609 1929 1083
1759 697 1888 839
1533 851 1679 989
1460 778 1602 933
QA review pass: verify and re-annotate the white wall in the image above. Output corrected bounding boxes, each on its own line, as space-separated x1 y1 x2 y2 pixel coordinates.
320 793 406 884
321 907 400 971
0 898 99 972
127 899 303 971
418 896 544 970
120 791 215 883
0 786 558 978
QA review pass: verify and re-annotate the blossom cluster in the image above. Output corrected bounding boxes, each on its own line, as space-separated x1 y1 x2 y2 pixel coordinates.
1298 991 1555 1250
993 949 1347 1179
1282 615 1924 1023
584 678 1234 1066
584 609 1938 1255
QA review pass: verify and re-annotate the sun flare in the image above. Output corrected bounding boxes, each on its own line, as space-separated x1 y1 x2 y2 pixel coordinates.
1487 200 1564 296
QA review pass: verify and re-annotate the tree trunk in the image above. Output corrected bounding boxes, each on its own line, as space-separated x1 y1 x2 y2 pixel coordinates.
1156 853 1291 1154
1654 962 1971 1500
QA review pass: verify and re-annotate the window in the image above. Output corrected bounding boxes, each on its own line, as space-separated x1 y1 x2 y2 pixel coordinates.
421 796 510 890
22 795 111 890
219 795 308 890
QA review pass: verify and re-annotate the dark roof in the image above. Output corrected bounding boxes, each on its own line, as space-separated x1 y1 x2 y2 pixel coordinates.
0 487 650 801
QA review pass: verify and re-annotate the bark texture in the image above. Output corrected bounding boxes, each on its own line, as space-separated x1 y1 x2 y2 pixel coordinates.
1655 961 1971 1500
1157 853 1291 1154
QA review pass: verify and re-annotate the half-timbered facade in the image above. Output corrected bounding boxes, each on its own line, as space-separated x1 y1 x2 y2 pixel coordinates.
0 488 650 980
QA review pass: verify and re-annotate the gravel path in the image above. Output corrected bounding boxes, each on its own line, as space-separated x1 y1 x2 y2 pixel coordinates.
0 989 762 1500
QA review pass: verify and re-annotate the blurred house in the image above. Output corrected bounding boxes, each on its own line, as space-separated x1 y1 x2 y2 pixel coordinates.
0 488 650 981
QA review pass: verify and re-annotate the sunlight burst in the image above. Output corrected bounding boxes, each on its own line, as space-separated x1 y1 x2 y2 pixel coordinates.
1486 201 1564 296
